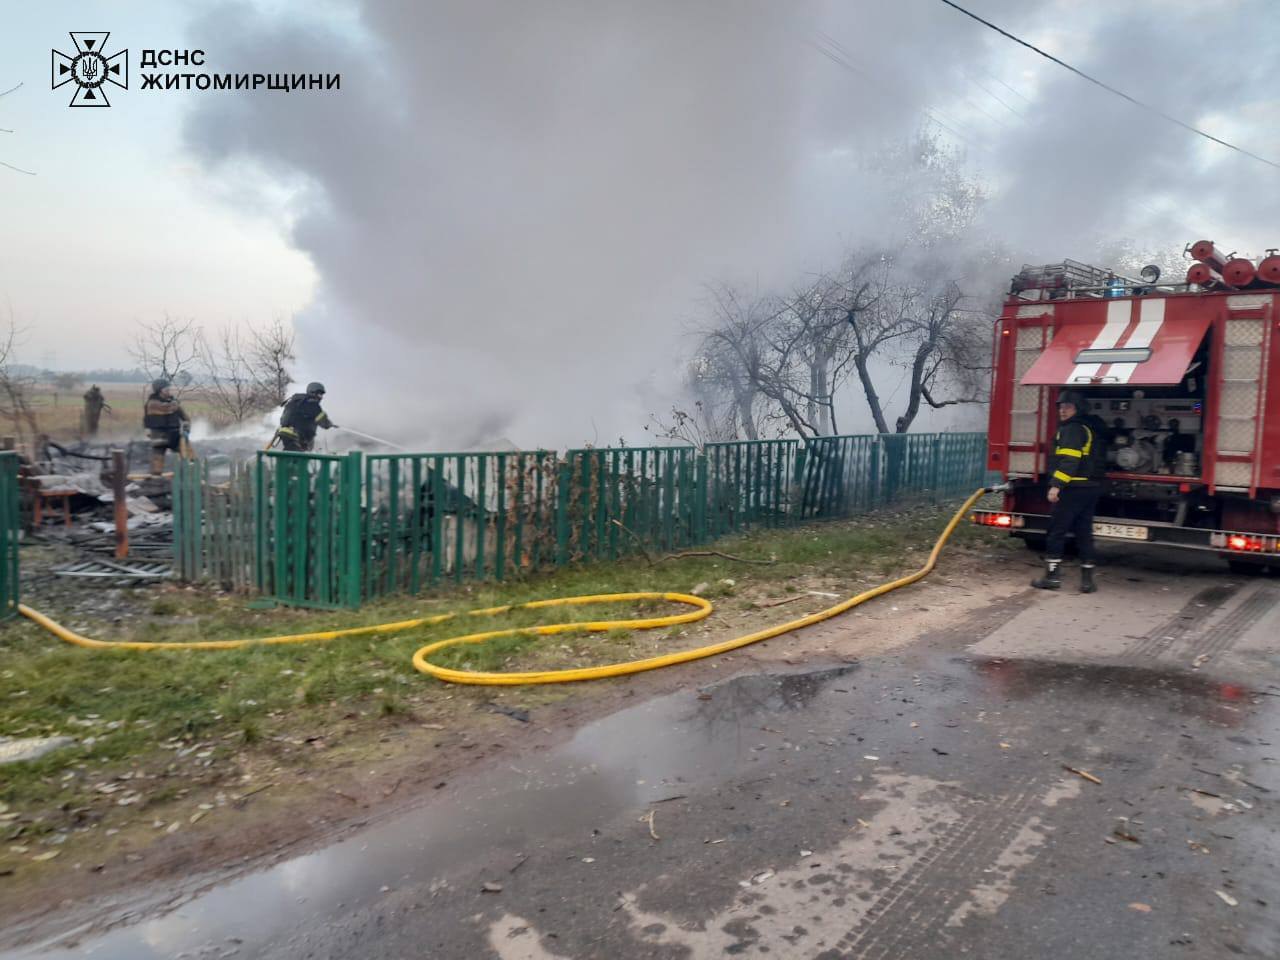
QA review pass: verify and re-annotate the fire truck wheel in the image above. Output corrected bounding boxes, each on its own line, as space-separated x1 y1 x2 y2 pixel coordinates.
1020 534 1047 553
1225 557 1269 576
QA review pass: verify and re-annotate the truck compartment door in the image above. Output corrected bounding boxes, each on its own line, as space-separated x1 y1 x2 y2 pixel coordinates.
1021 299 1211 387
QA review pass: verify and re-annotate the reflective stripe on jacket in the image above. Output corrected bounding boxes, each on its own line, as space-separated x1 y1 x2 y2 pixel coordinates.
279 394 331 444
1049 418 1106 489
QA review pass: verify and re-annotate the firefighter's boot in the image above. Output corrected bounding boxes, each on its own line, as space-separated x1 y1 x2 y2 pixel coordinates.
149 448 166 476
1031 559 1062 590
1080 564 1097 594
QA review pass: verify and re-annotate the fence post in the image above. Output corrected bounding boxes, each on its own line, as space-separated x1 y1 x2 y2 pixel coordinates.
868 437 881 510
555 458 572 566
342 451 364 608
0 451 18 618
254 452 267 594
930 434 942 504
172 457 185 579
694 451 708 544
111 450 129 559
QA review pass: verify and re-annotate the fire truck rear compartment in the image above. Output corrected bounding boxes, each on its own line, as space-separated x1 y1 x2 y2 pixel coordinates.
1085 328 1211 524
989 265 1280 569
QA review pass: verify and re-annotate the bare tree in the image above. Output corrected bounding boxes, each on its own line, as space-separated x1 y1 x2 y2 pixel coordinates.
851 252 1000 433
194 318 297 426
836 130 1000 432
131 315 200 390
691 253 997 437
247 317 296 407
197 327 265 425
1 81 36 177
693 283 790 439
677 130 1000 439
0 317 40 444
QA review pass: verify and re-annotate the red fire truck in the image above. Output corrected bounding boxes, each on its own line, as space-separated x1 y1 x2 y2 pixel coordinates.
977 242 1280 572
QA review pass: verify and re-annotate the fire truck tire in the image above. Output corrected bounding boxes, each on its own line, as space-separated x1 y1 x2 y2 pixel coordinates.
1225 557 1269 576
1020 534 1047 553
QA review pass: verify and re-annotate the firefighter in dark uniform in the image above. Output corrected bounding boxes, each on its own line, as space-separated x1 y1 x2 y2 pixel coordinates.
277 382 337 452
1032 389 1107 593
143 379 190 475
82 384 110 437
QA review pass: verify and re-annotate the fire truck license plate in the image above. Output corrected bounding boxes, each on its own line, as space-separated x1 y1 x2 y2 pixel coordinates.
1093 522 1150 541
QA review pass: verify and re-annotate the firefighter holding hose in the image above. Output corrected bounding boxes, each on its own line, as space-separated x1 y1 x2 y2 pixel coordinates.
275 382 338 452
1032 389 1107 593
143 379 191 475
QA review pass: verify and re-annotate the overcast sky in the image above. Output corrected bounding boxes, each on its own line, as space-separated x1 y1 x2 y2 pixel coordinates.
4 1 1278 446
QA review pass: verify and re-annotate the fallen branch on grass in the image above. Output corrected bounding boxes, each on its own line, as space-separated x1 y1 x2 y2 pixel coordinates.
233 782 276 807
754 596 806 609
609 520 776 566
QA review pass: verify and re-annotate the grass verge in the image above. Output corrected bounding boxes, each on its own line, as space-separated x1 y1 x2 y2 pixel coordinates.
0 500 1005 880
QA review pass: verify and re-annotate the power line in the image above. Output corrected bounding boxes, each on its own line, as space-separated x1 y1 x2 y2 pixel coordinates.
936 0 1280 171
960 97 1010 129
805 23 1213 240
982 71 1034 105
963 73 1027 119
807 30 981 148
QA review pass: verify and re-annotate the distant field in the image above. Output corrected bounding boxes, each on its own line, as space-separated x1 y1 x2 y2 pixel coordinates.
10 381 214 443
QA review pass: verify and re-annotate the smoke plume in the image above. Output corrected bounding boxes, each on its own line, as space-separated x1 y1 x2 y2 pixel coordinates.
182 0 1280 447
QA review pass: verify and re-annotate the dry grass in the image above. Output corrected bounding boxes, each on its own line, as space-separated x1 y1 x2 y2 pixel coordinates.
8 381 214 443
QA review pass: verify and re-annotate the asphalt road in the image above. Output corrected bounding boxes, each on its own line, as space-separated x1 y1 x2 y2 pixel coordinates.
10 547 1279 959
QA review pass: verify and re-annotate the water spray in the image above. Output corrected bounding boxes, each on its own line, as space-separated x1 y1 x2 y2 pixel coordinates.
334 426 408 451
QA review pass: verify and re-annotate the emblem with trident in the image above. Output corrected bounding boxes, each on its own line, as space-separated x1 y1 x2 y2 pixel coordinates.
52 32 128 107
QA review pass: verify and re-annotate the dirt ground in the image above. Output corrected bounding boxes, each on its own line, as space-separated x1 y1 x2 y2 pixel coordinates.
0 514 1027 949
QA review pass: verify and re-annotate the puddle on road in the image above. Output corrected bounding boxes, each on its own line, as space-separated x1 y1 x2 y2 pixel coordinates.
969 657 1254 727
5 657 1260 960
3 665 856 960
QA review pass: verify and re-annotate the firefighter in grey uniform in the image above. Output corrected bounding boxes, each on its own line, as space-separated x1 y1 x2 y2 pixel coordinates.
277 382 337 452
1032 389 1107 593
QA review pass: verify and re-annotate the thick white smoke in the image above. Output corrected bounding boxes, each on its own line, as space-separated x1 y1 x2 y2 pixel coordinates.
181 0 1280 448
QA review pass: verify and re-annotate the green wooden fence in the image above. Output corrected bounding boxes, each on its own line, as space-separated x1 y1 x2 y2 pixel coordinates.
256 451 363 608
705 439 799 534
174 457 257 590
173 432 988 608
363 450 558 596
0 451 19 619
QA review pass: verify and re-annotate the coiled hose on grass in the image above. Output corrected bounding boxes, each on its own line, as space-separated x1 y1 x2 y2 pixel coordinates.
17 488 988 685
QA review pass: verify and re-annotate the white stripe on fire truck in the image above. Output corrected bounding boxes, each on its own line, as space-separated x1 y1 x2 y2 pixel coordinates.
1068 300 1130 383
1106 298 1165 384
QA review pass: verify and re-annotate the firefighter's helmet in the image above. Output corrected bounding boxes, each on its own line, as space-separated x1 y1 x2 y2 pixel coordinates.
306 381 326 396
1056 389 1087 413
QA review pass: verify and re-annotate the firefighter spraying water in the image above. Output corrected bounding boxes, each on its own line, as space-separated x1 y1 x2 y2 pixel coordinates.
266 382 408 452
270 382 337 452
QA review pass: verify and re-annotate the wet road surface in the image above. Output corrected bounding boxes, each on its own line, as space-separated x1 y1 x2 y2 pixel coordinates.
7 550 1279 959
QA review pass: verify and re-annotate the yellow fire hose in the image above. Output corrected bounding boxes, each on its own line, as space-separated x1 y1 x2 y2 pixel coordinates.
16 488 987 686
